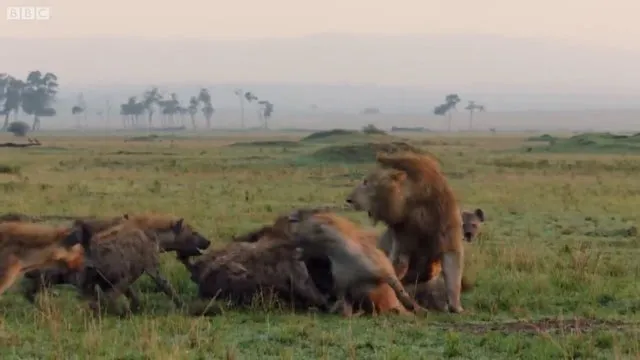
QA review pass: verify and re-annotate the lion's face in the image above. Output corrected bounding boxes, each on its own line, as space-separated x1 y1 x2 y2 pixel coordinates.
345 176 374 212
346 169 408 225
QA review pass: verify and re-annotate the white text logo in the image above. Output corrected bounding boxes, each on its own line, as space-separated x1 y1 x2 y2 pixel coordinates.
6 7 51 21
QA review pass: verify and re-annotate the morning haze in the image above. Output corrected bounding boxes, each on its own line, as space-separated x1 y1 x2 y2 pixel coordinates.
1 0 640 131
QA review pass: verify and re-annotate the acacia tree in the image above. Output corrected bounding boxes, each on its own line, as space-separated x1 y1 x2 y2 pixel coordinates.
197 88 214 128
0 74 9 127
142 86 162 127
202 104 215 128
159 93 181 127
0 74 24 130
120 96 144 128
105 98 112 127
464 101 486 130
21 71 58 131
433 93 461 132
243 91 260 126
187 96 199 129
257 100 274 129
72 92 87 128
120 97 135 128
234 88 246 129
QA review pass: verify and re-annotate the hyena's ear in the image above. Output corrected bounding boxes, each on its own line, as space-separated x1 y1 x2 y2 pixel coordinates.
123 213 129 220
172 218 184 233
62 222 93 250
78 222 94 258
287 210 301 223
474 208 485 222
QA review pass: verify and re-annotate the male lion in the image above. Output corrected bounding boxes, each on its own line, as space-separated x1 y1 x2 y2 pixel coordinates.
346 151 465 313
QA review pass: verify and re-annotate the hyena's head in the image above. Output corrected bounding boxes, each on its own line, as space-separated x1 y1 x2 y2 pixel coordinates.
55 222 94 271
461 208 485 242
123 214 212 258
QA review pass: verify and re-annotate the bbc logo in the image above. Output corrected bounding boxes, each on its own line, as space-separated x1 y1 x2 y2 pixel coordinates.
6 6 51 21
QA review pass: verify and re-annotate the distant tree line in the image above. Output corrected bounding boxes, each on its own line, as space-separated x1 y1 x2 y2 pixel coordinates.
1 71 277 132
119 87 275 130
3 70 488 133
118 87 215 130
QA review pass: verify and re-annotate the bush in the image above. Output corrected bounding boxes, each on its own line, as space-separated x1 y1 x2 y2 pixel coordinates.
7 121 30 137
362 124 387 135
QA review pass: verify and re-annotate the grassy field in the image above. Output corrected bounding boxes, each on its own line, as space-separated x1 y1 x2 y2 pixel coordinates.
0 130 638 359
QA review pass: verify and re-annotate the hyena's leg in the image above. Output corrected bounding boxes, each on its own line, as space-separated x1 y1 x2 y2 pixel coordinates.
0 258 23 297
123 287 142 312
102 279 135 317
291 278 330 311
442 249 464 313
367 283 411 316
385 275 426 314
79 281 103 316
23 272 46 304
146 268 185 309
328 290 354 317
388 236 410 280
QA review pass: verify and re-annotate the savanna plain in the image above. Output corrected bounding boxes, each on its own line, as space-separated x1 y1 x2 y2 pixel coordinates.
0 129 638 360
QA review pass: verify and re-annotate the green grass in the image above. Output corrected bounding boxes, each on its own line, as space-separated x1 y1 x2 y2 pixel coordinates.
0 131 638 359
524 132 640 154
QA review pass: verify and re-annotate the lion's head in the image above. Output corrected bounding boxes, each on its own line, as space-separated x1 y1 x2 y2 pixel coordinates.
345 167 409 226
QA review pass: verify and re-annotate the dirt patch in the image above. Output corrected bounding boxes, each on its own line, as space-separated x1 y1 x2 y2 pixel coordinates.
441 317 637 335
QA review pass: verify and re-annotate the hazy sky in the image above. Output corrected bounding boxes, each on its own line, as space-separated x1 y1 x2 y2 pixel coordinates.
2 0 639 49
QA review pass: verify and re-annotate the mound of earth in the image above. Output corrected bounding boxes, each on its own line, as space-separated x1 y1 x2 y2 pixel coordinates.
391 126 430 132
527 134 555 142
525 132 640 154
307 141 423 163
301 129 359 142
228 140 301 147
301 129 398 143
124 133 188 142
